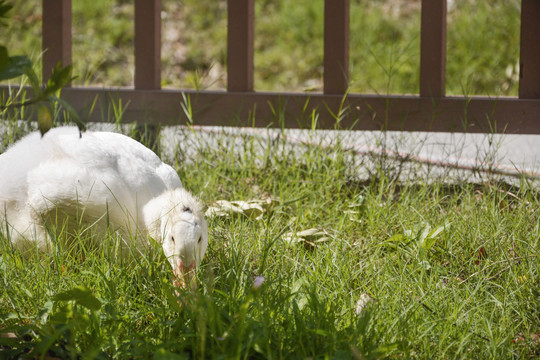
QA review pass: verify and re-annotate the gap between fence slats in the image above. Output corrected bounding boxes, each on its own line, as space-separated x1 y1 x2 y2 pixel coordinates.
323 0 349 94
134 0 161 89
42 0 72 84
420 0 446 97
519 0 540 99
227 0 254 92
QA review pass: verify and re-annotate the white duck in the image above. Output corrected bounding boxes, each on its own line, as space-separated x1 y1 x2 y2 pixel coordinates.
0 127 208 286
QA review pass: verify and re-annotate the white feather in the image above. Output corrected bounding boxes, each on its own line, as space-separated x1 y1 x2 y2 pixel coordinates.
0 127 208 280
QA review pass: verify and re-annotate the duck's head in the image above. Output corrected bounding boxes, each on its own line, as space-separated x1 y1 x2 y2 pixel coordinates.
146 188 208 288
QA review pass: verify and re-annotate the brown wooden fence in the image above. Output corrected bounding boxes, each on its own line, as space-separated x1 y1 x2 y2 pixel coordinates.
4 0 540 133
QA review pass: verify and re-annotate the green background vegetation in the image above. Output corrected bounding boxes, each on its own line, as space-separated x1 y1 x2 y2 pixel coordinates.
0 0 521 95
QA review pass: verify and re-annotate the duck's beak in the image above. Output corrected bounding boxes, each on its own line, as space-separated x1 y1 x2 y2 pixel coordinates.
172 259 197 289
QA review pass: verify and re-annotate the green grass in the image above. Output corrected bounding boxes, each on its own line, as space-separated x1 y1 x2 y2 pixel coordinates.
1 123 539 358
0 0 521 95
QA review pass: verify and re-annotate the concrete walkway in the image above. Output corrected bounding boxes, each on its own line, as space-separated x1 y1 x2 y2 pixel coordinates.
3 122 539 185
159 126 540 186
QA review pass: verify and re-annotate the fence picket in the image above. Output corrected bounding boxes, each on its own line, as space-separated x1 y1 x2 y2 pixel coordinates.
227 0 254 92
519 0 540 99
323 0 349 94
420 0 446 97
134 0 161 89
42 0 72 85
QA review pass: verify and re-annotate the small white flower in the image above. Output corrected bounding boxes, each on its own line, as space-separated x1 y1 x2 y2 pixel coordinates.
253 276 266 290
355 293 374 316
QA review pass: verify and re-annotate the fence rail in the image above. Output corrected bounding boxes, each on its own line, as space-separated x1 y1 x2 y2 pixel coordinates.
2 0 540 134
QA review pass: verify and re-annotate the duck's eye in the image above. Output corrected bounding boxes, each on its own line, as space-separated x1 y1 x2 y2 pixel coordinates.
198 236 202 244
171 236 175 243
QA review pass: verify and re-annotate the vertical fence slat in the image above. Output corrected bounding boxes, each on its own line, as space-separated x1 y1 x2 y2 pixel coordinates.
135 0 161 90
227 0 254 92
519 0 540 99
42 0 72 85
323 0 349 94
420 0 446 97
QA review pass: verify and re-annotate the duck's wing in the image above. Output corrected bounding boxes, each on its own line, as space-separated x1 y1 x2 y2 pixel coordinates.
88 131 183 194
1 127 183 226
20 130 137 230
0 131 45 203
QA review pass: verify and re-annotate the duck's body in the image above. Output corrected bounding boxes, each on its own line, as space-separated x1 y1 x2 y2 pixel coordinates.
0 127 208 282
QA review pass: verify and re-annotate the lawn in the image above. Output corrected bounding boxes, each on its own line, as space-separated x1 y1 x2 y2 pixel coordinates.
1 122 539 358
1 0 539 358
